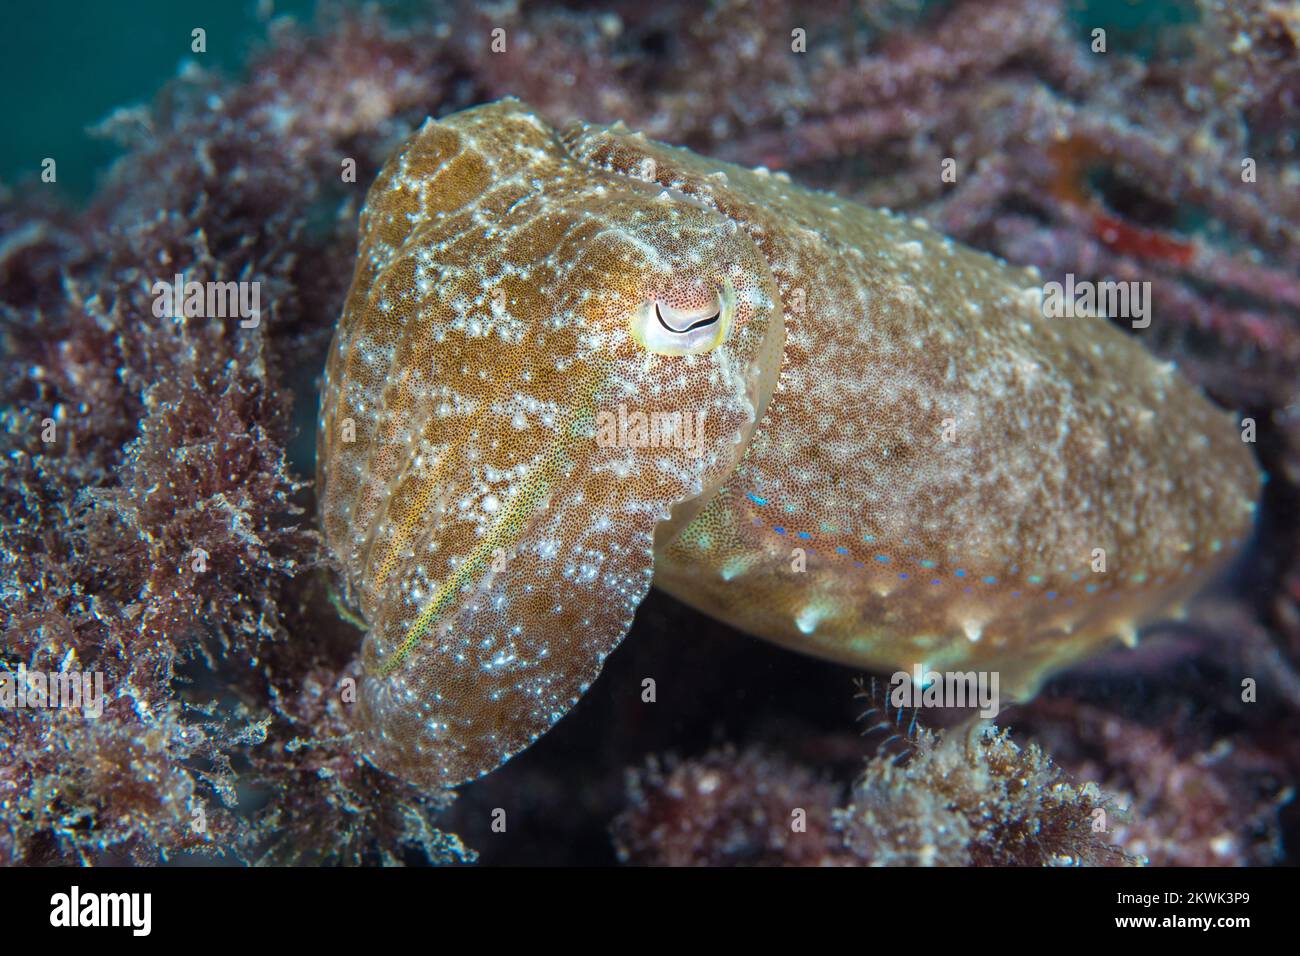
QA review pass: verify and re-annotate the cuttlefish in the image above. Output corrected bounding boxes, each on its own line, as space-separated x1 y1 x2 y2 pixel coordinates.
317 99 1260 789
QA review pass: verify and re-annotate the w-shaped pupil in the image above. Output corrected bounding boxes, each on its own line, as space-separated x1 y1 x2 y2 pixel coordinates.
655 302 720 334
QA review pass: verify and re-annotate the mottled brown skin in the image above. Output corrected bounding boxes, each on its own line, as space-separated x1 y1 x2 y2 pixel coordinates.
318 99 1260 789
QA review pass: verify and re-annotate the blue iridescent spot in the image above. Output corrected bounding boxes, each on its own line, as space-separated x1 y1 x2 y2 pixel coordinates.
1046 591 1058 600
835 546 850 555
863 534 876 543
797 531 811 540
774 527 786 535
954 569 966 578
898 573 909 580
919 559 937 569
983 576 997 585
875 554 890 563
747 493 768 506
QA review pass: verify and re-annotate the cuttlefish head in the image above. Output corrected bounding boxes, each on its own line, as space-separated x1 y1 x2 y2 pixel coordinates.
317 100 784 788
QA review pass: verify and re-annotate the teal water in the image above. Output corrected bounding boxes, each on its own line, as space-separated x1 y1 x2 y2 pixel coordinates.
0 0 1197 204
0 0 315 201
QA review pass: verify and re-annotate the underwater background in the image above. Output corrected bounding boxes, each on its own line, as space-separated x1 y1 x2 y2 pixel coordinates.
1 0 1297 865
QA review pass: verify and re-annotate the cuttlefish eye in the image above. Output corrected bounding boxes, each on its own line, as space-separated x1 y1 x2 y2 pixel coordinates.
630 280 735 355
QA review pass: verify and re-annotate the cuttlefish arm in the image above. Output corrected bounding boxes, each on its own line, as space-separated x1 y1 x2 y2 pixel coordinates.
318 99 1259 789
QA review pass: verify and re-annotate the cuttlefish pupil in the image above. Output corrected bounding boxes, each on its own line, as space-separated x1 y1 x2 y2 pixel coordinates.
655 300 720 333
317 98 1261 791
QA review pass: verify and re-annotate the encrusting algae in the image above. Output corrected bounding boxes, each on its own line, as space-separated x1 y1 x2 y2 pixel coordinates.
318 99 1260 789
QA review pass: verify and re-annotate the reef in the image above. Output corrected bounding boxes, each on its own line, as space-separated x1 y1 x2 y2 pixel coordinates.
1 0 1297 865
614 717 1139 867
